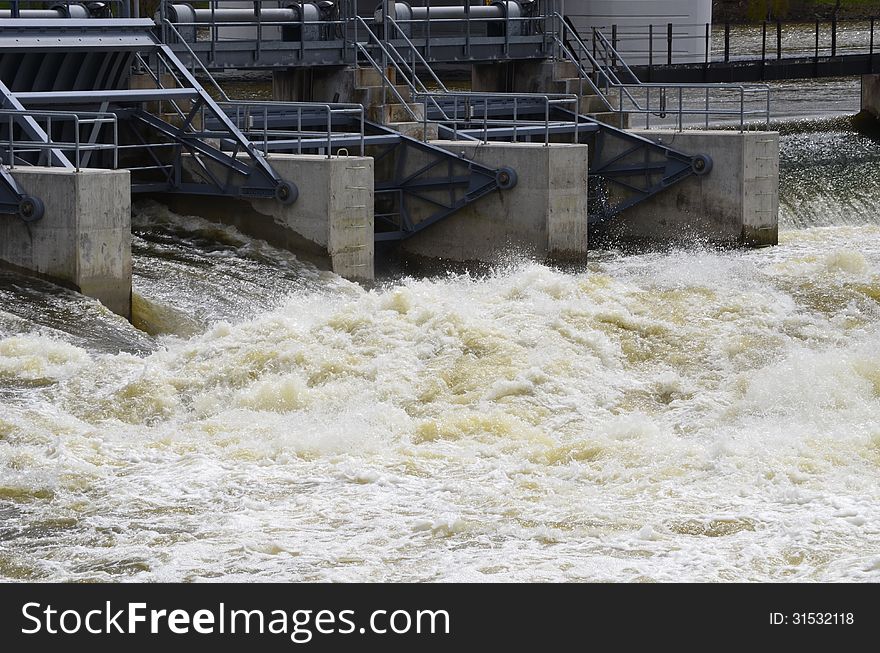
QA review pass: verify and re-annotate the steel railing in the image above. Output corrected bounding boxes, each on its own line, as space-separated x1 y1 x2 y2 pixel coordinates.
132 46 366 159
161 19 232 101
216 101 365 157
352 15 424 122
555 14 771 131
580 18 880 64
0 110 118 171
414 92 580 145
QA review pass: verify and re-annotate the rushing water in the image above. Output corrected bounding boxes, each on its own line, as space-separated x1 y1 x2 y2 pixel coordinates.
2 114 880 581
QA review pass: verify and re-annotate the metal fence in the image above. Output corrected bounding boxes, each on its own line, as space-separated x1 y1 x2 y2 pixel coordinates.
580 18 880 67
0 110 118 171
217 101 366 156
556 16 772 131
415 92 580 144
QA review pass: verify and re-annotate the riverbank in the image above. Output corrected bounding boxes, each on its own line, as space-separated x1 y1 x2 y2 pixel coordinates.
715 1 880 22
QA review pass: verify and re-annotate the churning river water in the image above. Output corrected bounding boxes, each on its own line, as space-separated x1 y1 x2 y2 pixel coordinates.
1 99 879 582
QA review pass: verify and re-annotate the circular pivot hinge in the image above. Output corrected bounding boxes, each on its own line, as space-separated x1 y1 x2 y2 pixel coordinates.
495 167 518 190
18 195 45 223
690 154 713 176
274 180 299 205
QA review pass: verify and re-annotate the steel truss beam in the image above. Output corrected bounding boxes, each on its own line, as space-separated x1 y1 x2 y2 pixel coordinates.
207 105 517 241
424 101 712 225
0 19 298 209
370 133 516 241
587 125 711 225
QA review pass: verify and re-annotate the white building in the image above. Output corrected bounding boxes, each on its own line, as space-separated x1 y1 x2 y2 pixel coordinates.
562 0 713 65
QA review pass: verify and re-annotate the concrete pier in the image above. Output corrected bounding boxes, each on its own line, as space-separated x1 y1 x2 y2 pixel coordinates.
596 130 779 248
400 141 589 263
174 154 375 281
861 74 880 121
0 167 132 319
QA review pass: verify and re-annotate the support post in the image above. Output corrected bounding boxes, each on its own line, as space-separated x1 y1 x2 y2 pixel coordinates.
832 18 837 57
724 22 730 63
776 20 782 60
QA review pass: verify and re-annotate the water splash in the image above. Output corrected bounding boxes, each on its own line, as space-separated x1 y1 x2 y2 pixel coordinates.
1 123 879 582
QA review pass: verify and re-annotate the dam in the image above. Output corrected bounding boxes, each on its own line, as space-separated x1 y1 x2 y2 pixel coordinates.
2 2 878 584
1 0 778 318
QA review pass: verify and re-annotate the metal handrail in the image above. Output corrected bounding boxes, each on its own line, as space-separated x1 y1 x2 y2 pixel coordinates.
386 15 448 93
161 19 231 102
216 100 365 157
554 37 615 111
353 16 419 122
595 27 772 130
554 13 771 131
0 109 118 172
414 91 580 145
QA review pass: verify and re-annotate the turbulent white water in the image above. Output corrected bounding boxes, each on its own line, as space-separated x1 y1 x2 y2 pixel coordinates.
1 123 880 582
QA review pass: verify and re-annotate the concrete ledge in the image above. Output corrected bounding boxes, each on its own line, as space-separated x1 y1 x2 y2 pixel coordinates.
0 167 131 318
399 141 589 263
600 130 779 248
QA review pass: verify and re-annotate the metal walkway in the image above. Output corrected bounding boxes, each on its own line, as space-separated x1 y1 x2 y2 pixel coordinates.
584 17 880 83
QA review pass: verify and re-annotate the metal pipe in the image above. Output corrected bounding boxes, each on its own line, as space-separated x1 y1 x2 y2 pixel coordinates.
410 6 505 20
185 8 301 23
0 6 88 18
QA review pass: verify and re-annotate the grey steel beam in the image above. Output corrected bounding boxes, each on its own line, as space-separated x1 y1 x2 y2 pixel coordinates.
14 88 201 104
0 79 72 169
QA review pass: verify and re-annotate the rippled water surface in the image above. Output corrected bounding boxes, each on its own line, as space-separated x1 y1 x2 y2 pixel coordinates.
1 112 879 581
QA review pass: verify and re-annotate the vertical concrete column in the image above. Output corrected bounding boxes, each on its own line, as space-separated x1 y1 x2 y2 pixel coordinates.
255 154 374 280
861 74 880 120
326 157 375 280
0 167 132 318
601 130 779 247
401 141 589 263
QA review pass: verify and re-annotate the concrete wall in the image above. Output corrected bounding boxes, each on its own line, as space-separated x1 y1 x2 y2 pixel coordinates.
0 167 132 318
472 60 573 94
598 130 778 247
400 141 589 263
862 74 880 120
273 66 359 104
173 154 375 281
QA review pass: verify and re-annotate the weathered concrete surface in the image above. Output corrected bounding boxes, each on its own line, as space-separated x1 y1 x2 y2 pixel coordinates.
172 154 375 281
399 141 589 263
388 121 439 141
273 66 360 104
472 60 577 94
599 130 779 247
273 65 424 124
0 167 132 318
861 74 880 120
